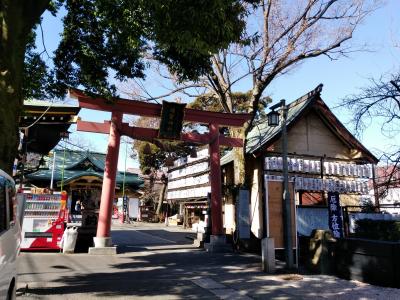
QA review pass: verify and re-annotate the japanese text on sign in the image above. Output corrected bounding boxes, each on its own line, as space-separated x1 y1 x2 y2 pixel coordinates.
327 192 343 238
158 101 186 140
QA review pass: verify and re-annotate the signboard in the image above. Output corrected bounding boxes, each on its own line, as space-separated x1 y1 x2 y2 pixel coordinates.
128 198 139 219
158 101 186 140
297 207 329 236
237 189 250 239
327 192 343 238
123 195 128 222
167 150 210 200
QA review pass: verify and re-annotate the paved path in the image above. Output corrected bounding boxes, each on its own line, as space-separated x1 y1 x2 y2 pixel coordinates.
17 223 400 299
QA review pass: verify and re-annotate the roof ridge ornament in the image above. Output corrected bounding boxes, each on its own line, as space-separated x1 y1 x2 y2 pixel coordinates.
306 83 323 99
315 83 323 94
288 83 324 108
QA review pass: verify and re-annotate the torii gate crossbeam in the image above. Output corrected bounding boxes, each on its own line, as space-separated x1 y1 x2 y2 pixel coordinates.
69 88 251 251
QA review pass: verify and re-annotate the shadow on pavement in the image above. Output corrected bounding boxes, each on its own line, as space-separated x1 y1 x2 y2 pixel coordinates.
18 225 400 299
17 248 382 300
112 228 196 254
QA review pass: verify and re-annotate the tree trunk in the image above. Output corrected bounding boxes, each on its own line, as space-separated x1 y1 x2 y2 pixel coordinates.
1 4 28 174
0 1 49 173
231 127 247 186
155 181 167 221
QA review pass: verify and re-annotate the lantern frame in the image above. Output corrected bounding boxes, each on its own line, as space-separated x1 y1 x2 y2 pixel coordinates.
267 110 280 127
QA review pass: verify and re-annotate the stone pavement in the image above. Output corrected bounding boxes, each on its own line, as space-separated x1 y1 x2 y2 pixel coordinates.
16 222 400 299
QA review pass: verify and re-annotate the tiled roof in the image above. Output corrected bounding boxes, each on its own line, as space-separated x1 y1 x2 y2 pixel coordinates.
221 151 234 166
246 84 322 154
221 84 378 164
26 149 143 188
23 99 79 108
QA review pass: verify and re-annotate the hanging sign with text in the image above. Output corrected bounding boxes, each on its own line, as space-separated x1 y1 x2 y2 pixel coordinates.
158 101 186 140
123 195 128 222
327 192 343 238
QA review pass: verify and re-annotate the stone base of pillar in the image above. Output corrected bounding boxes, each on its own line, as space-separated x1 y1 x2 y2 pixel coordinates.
88 246 117 255
88 237 117 255
94 236 112 247
261 237 275 273
204 235 232 253
193 230 211 248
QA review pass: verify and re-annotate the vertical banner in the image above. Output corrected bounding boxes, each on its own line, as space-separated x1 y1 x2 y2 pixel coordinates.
158 101 186 140
123 195 128 223
327 192 343 238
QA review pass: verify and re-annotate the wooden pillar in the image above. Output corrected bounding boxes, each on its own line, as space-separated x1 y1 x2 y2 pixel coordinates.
96 111 122 242
209 123 223 235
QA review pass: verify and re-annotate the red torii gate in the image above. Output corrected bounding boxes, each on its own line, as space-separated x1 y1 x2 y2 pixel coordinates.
69 89 251 251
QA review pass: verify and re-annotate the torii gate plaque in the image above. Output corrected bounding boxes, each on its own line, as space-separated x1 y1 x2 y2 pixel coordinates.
69 89 251 253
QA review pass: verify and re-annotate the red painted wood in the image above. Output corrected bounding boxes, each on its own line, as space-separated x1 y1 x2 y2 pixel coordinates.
70 88 251 127
209 123 223 235
77 120 111 133
96 111 122 238
181 132 210 144
219 135 243 148
78 120 243 147
70 88 249 242
120 123 159 140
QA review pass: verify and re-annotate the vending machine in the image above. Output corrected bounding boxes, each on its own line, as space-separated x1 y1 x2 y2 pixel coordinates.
21 192 68 250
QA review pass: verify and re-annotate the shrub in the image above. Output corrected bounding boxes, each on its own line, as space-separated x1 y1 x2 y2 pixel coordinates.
353 219 400 242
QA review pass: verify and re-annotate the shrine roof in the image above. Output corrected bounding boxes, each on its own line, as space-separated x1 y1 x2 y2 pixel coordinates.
22 99 80 114
245 84 378 163
20 100 80 154
26 149 143 189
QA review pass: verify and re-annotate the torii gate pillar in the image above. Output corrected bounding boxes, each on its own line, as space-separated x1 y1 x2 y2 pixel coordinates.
69 88 251 253
209 123 223 236
93 111 122 248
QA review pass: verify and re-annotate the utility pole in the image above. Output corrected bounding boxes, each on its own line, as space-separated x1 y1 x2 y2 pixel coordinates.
266 99 294 270
280 100 294 269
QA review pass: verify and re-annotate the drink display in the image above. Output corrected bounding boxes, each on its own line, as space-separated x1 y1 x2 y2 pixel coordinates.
21 193 67 250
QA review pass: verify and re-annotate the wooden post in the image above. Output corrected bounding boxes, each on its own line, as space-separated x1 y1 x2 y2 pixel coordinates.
70 89 251 252
209 123 223 235
95 111 122 246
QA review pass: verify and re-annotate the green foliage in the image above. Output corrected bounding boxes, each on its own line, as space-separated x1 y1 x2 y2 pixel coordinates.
47 1 64 16
138 142 165 175
189 91 251 113
148 0 245 82
22 30 53 100
353 219 400 242
189 91 271 114
25 0 245 99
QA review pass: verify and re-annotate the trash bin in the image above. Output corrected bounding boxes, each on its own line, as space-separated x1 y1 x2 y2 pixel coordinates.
61 226 79 253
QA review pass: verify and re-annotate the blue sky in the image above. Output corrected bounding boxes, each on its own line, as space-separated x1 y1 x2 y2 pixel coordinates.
36 1 400 169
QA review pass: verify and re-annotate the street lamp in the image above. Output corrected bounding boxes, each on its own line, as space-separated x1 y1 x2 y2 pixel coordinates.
267 109 280 127
267 99 294 270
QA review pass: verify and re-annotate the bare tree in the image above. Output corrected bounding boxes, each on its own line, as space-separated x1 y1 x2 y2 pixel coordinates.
341 71 400 199
121 0 379 185
342 73 400 138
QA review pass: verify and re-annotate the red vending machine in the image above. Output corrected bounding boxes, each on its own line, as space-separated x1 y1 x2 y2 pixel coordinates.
21 191 68 250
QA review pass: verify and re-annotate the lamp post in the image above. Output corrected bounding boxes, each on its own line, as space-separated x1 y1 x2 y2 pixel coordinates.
267 99 294 270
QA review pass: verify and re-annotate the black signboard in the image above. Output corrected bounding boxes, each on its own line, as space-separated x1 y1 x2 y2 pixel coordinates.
158 101 186 140
123 195 128 222
327 192 343 238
